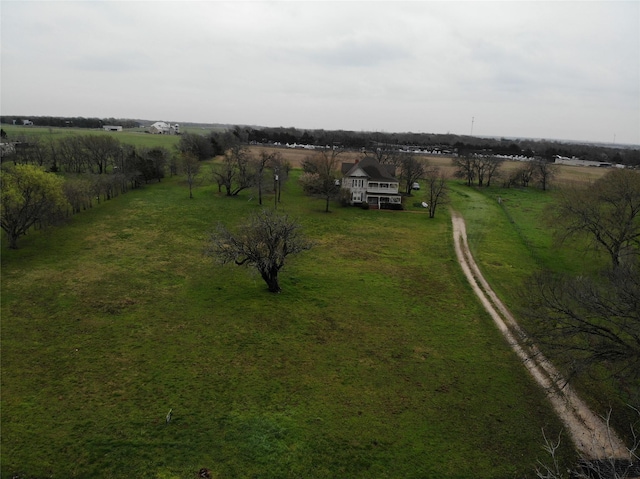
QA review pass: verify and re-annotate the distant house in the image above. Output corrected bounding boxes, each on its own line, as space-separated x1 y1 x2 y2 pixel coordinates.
103 125 122 132
148 121 179 135
341 157 402 209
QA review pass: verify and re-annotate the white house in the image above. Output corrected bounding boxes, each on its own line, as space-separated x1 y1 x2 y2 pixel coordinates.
341 157 402 209
103 125 122 132
148 121 180 135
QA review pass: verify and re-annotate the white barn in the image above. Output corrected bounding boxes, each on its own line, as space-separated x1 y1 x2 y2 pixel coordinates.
149 121 180 135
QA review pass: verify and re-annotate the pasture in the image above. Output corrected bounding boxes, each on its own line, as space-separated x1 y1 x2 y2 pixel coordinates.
2 129 620 477
1 166 578 478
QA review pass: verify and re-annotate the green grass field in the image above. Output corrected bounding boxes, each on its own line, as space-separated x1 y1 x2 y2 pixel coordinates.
449 183 635 445
1 163 577 477
2 124 184 150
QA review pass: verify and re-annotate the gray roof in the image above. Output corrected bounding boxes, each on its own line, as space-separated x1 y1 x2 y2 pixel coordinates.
342 157 398 181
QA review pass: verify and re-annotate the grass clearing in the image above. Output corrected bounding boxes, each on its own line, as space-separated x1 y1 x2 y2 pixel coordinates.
1 166 572 477
449 181 636 445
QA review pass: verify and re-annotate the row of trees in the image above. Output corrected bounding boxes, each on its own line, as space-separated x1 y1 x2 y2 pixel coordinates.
238 126 639 166
452 154 558 190
0 132 215 248
523 169 640 419
1 116 140 129
0 129 297 247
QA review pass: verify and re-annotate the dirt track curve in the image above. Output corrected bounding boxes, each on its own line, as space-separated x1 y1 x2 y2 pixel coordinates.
451 211 629 460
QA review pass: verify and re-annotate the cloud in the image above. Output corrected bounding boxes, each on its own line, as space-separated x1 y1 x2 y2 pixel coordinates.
1 1 638 144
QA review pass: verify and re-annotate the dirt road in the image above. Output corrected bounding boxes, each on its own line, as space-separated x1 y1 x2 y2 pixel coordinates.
451 211 629 460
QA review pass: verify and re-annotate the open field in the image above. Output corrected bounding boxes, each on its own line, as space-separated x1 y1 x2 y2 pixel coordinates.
1 124 182 150
246 145 609 187
2 127 627 477
0 163 580 477
2 124 611 186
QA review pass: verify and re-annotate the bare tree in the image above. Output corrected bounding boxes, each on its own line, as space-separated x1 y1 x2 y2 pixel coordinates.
177 132 214 161
453 154 475 186
424 167 449 218
207 209 313 293
365 137 404 168
399 153 427 195
81 135 120 174
536 408 639 479
523 261 640 385
551 169 640 268
476 156 504 187
534 157 558 191
508 162 537 187
211 145 255 196
254 150 281 206
180 153 201 199
299 149 342 212
56 136 87 174
270 155 290 206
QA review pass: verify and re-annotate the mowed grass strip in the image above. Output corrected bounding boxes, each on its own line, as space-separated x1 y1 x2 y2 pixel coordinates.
2 171 567 478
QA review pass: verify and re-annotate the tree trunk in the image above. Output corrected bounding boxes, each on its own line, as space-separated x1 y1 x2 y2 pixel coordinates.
261 271 281 292
7 231 19 249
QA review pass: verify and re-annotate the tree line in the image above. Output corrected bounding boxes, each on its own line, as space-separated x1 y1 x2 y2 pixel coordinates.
0 130 293 248
238 126 639 166
1 116 141 129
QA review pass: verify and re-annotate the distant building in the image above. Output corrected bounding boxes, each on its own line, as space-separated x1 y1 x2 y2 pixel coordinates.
103 125 123 132
22 120 33 126
554 156 612 168
148 121 179 135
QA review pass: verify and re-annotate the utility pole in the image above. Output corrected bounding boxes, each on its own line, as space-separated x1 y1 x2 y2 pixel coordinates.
470 116 475 136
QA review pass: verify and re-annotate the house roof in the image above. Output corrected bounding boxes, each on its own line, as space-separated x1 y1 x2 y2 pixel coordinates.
342 157 398 182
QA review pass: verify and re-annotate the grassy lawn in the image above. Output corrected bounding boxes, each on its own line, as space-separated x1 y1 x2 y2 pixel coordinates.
1 168 570 478
449 181 636 446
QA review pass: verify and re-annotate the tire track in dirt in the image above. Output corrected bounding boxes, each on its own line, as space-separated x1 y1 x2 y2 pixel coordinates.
451 211 629 460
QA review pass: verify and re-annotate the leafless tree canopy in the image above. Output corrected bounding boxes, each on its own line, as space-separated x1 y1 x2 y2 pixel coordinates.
299 149 342 212
206 209 313 293
424 166 449 218
211 145 255 196
551 169 640 268
523 263 640 389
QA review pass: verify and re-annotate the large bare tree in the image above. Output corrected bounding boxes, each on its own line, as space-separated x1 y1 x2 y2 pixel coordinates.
552 169 640 268
207 209 313 293
523 262 640 386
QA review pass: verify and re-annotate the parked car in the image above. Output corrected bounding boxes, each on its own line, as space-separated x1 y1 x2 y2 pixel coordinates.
412 182 420 190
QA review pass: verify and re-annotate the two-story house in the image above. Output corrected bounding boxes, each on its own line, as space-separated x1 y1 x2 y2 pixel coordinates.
341 157 402 209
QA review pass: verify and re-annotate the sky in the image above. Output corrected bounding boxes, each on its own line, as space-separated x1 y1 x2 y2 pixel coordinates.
2 1 639 144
